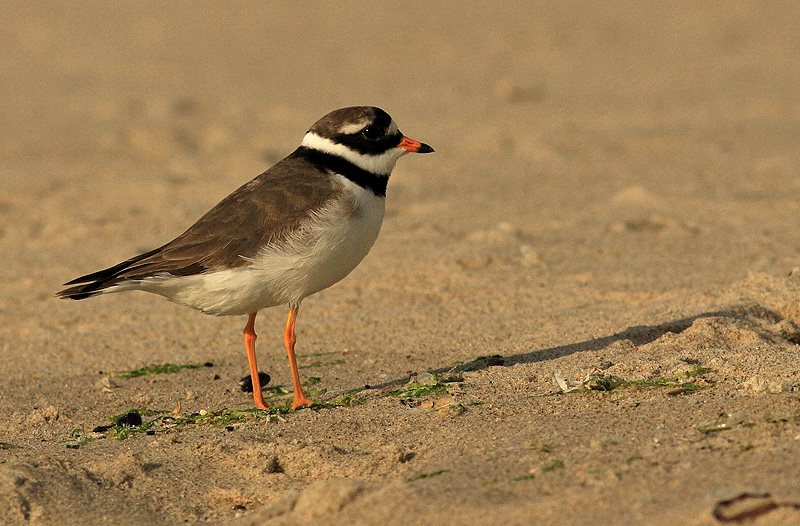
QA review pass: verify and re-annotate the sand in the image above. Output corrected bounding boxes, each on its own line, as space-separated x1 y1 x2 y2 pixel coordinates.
2 2 800 524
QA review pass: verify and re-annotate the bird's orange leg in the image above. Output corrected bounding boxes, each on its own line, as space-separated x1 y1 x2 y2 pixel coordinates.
244 312 270 410
285 305 313 409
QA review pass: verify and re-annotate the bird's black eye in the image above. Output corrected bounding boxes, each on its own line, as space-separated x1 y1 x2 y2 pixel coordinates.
361 125 383 141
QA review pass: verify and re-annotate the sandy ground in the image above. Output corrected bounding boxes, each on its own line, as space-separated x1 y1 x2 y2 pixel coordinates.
2 2 800 524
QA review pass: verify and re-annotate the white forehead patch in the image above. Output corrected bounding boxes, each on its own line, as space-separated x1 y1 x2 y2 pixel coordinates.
338 118 371 135
388 120 398 135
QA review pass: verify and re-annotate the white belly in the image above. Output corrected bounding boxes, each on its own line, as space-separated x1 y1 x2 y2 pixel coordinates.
139 176 385 316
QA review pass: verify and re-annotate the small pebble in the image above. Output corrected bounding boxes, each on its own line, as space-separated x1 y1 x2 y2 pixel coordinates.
116 412 142 427
93 411 143 432
553 371 569 391
204 362 214 367
239 372 270 392
768 381 787 394
743 375 768 393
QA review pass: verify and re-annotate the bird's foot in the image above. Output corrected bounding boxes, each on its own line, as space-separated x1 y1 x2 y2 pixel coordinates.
291 395 313 409
253 392 271 410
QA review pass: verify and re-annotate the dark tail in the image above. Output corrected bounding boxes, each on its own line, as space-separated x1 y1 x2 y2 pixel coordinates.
56 248 161 300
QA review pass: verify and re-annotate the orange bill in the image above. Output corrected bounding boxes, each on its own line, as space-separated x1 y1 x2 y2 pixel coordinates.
398 136 435 153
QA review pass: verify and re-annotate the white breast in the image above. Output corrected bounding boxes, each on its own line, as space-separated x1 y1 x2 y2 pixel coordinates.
139 175 385 316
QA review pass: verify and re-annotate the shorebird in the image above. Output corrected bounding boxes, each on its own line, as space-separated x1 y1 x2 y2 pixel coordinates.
57 106 433 409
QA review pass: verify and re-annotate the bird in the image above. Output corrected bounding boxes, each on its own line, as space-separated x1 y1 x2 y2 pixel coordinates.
57 106 433 410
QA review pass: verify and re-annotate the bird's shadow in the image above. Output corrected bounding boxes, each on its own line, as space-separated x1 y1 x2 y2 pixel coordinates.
359 303 787 392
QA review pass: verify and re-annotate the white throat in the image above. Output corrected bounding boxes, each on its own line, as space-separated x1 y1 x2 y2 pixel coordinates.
301 132 407 176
